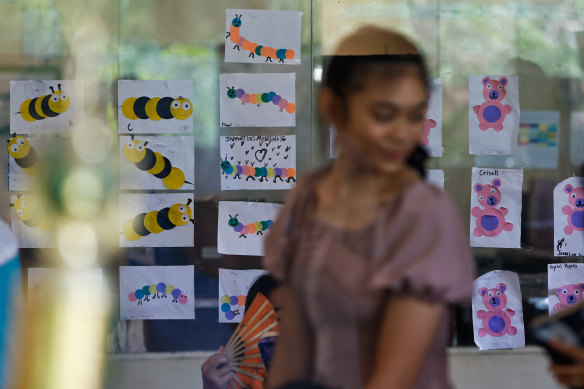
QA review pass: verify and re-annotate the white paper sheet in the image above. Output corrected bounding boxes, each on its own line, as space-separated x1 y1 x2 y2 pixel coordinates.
422 78 443 157
28 268 102 307
119 135 195 190
220 135 296 190
119 266 194 320
548 263 584 315
554 177 584 257
119 193 194 248
570 112 584 167
10 194 53 248
425 169 444 190
469 75 520 155
218 268 267 323
118 80 194 134
219 73 295 128
10 80 84 134
470 168 523 248
472 270 525 350
217 201 283 256
224 9 302 65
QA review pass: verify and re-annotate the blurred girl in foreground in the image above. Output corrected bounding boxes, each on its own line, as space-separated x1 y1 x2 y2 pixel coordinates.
264 26 474 389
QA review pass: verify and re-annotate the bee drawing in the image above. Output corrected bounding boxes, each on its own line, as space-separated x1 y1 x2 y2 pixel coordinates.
17 83 70 122
121 96 193 121
227 214 273 238
10 194 49 230
7 135 38 176
122 199 194 242
220 158 296 183
226 14 296 63
226 86 295 113
123 136 193 190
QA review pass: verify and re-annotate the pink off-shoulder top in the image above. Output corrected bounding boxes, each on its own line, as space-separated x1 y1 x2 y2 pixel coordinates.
263 167 475 389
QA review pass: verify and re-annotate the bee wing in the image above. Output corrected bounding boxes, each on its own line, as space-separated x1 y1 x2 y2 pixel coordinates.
23 80 51 99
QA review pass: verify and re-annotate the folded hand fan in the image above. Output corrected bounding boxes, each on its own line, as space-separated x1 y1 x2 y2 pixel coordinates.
223 292 279 389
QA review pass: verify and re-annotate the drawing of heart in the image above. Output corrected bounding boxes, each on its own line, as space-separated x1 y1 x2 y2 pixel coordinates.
255 148 268 162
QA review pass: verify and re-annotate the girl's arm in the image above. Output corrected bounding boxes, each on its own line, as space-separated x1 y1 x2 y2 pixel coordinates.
266 284 313 388
365 296 446 389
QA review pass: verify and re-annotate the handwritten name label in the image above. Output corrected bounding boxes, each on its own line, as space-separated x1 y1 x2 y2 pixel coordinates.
224 135 287 142
479 169 499 176
221 122 232 127
549 263 581 271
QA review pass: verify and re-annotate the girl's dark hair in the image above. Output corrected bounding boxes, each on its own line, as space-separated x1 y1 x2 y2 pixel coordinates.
323 54 430 178
244 274 280 312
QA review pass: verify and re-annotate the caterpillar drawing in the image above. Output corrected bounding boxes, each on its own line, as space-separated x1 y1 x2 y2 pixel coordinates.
10 194 49 230
123 136 193 190
122 199 194 242
121 96 193 121
226 86 295 113
226 14 295 63
220 158 296 183
128 282 188 305
228 214 273 238
17 83 70 122
7 135 38 176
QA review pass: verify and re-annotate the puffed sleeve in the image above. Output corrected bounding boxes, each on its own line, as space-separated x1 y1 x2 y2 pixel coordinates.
370 184 475 304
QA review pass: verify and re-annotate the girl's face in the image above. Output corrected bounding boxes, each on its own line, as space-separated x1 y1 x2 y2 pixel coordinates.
335 72 427 175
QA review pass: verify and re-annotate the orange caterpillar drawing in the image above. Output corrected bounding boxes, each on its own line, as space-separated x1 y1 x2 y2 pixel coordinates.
226 14 295 63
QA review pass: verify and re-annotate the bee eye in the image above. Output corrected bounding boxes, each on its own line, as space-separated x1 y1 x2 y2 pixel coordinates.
179 205 187 213
181 214 189 222
51 95 59 102
126 142 134 149
182 102 190 110
172 101 180 109
136 144 144 151
60 94 68 100
16 138 25 146
17 209 23 217
10 145 19 153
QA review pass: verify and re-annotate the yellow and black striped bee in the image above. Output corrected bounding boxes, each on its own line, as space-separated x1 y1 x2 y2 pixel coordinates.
18 84 70 122
123 136 192 190
7 135 38 176
10 194 49 230
122 199 194 241
121 96 193 121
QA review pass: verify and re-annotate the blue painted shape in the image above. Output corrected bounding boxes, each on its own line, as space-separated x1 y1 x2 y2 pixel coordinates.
488 315 506 333
481 215 499 231
571 211 584 228
483 105 501 123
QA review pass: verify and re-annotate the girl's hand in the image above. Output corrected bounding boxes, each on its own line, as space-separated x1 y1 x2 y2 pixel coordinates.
549 339 584 388
202 346 232 389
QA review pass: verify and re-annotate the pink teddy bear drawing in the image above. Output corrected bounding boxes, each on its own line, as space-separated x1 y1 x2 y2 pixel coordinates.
562 184 584 235
472 178 514 237
473 76 512 132
477 283 517 337
554 283 584 312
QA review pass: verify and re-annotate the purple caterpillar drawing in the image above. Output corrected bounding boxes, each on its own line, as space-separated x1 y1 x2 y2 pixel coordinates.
127 282 188 305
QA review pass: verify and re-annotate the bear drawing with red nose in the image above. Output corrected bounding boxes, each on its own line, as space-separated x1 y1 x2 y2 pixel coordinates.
472 178 514 237
562 184 584 235
473 76 512 132
554 283 584 313
477 283 517 337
